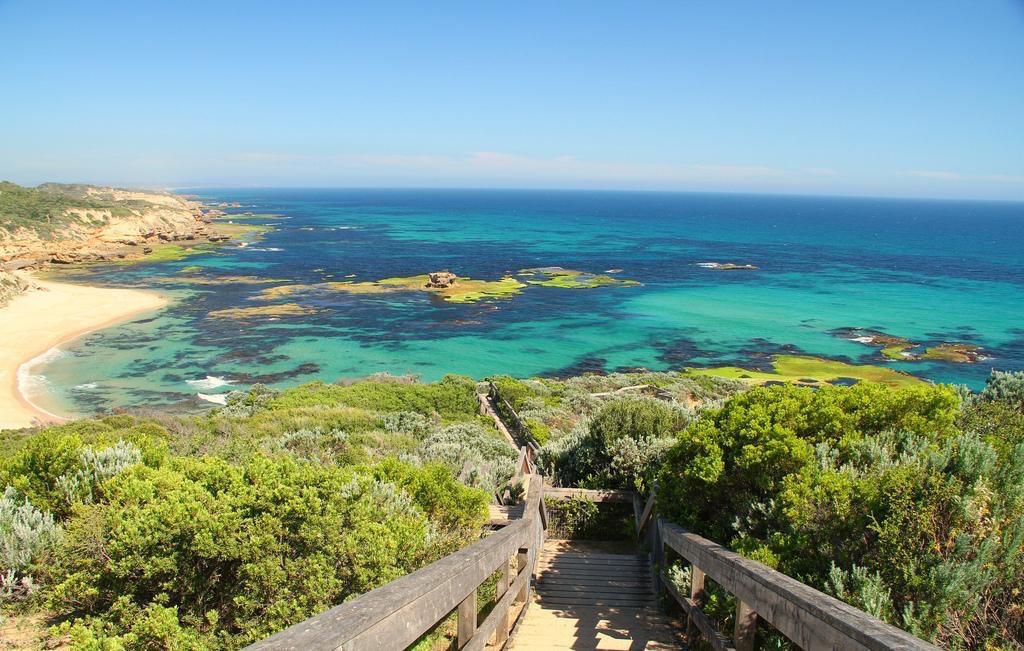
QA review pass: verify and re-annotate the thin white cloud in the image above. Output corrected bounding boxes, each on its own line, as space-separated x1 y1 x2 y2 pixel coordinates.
909 170 1024 184
226 150 832 188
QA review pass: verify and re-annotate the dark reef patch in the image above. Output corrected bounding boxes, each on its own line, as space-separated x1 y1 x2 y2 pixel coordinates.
233 362 321 384
540 357 609 378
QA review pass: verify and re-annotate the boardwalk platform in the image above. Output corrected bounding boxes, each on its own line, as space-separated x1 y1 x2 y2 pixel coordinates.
512 540 683 650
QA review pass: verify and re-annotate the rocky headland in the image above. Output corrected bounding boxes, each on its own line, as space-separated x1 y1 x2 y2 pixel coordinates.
0 181 234 276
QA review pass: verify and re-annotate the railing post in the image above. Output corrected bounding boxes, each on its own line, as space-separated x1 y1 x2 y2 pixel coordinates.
686 565 706 643
734 600 758 651
516 547 530 602
494 555 513 646
457 588 477 648
651 517 664 597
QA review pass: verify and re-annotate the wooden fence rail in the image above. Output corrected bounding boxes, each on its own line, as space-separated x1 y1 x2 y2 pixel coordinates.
650 518 939 651
247 473 545 651
486 382 541 460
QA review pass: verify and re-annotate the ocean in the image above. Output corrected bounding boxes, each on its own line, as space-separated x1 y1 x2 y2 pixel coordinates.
30 188 1024 417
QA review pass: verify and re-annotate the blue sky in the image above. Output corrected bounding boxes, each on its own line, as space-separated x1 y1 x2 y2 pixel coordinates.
1 1 1022 200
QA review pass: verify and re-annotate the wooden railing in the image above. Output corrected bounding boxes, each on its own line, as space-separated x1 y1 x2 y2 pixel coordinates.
645 516 938 651
486 382 541 461
247 471 546 651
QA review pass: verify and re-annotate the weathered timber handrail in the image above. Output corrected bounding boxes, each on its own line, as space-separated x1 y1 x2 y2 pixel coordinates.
486 381 541 455
655 520 938 651
247 475 545 650
542 486 634 503
634 488 656 540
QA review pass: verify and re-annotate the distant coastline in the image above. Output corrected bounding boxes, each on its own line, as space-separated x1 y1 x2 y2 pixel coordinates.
0 271 167 430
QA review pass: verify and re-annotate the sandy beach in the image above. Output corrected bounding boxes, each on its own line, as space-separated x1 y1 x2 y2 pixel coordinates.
0 272 167 430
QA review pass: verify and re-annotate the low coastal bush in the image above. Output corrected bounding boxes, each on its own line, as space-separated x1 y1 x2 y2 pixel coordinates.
0 376 500 648
541 397 689 491
268 375 479 418
414 422 517 492
4 370 1021 648
657 380 1022 648
47 455 485 648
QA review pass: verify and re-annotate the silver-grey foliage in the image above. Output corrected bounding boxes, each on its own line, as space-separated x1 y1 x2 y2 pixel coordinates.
56 440 142 506
0 487 61 599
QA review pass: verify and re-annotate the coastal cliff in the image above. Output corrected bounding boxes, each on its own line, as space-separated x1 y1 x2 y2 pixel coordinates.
0 181 222 270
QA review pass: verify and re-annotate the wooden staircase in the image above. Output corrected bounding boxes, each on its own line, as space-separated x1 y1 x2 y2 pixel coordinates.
512 540 682 650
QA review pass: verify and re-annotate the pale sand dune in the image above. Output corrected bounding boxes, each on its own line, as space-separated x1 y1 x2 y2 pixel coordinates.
0 272 167 430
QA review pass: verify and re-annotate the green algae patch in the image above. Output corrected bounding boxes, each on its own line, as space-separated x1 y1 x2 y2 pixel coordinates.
445 277 526 303
686 355 924 388
921 343 986 363
258 273 525 303
519 267 640 289
213 222 272 240
109 242 216 265
207 303 320 319
178 265 203 274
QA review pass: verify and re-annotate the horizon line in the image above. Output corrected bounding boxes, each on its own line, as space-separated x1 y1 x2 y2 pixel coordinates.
163 183 1024 205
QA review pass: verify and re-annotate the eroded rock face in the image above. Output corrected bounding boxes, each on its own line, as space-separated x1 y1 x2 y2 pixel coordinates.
425 271 458 288
0 270 31 306
0 185 214 265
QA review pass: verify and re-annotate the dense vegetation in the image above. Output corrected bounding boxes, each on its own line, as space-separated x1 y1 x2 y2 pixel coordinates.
0 374 506 649
3 367 1023 649
536 372 1024 649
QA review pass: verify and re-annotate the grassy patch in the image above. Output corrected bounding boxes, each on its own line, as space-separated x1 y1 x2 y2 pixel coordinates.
207 303 320 319
685 354 924 388
520 267 640 289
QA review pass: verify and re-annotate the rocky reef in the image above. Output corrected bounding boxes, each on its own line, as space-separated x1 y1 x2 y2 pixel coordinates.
252 266 641 309
259 272 527 304
835 327 986 363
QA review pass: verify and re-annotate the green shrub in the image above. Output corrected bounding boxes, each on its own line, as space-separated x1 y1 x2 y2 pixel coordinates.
978 369 1024 408
48 454 487 648
541 398 687 491
588 397 686 448
524 418 551 445
414 423 517 493
270 375 478 418
0 418 169 516
488 376 534 411
656 382 1021 648
221 384 278 417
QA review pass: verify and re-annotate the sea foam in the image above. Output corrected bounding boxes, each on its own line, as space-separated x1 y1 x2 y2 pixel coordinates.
197 393 228 405
187 376 234 390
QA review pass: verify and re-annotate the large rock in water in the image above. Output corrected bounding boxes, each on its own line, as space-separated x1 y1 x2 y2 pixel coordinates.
426 271 458 288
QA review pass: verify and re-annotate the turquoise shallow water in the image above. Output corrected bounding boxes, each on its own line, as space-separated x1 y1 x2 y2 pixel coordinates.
30 189 1024 417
